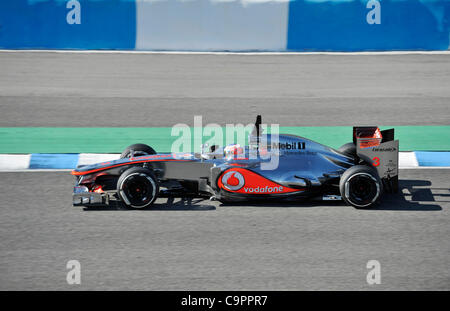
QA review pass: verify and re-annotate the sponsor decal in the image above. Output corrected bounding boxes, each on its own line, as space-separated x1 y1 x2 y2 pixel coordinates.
243 186 284 193
271 141 306 150
221 171 245 191
281 151 317 156
372 147 397 152
385 167 397 175
382 167 398 178
218 168 302 194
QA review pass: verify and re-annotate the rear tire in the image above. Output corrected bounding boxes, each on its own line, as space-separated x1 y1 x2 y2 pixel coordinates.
338 142 356 158
120 143 156 159
117 167 159 209
339 165 382 209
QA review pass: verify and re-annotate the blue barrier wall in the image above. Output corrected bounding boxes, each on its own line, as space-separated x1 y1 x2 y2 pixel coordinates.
0 0 135 49
0 0 449 51
287 0 450 51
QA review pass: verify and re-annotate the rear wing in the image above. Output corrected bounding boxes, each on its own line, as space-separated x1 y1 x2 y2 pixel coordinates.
354 127 399 193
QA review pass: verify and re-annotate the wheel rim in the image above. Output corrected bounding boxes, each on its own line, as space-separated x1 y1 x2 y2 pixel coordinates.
120 173 156 208
345 173 380 207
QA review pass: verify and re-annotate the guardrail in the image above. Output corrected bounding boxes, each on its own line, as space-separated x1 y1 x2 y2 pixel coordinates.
0 0 449 51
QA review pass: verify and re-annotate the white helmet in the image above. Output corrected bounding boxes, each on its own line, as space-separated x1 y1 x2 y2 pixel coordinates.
224 144 244 159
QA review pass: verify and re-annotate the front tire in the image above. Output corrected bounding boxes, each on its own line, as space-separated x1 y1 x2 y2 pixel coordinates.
120 143 156 159
339 165 382 209
117 167 159 209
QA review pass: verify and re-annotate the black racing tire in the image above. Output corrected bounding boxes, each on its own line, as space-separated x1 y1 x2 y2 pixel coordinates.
117 167 159 209
120 143 156 159
339 165 383 209
338 142 356 158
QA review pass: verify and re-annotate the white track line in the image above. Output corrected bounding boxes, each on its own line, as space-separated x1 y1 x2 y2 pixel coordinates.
399 152 419 168
0 154 31 170
399 166 450 169
1 50 450 56
77 153 120 166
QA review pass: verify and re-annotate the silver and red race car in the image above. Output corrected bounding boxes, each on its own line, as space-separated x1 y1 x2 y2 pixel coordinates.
72 116 399 209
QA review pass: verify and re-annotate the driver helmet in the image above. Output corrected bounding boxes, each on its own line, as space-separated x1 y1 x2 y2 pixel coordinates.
224 144 244 159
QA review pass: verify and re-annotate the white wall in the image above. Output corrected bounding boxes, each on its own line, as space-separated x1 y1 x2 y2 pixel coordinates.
136 0 289 51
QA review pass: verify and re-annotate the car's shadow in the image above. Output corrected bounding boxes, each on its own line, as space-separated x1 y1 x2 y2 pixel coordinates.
83 179 447 211
222 179 445 211
151 197 216 211
83 196 216 211
376 179 446 211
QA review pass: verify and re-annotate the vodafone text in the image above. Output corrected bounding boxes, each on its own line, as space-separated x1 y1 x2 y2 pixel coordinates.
243 186 283 193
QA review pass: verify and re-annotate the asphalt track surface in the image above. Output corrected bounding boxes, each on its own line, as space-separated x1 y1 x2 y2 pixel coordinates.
1 52 450 127
0 51 449 290
0 170 448 290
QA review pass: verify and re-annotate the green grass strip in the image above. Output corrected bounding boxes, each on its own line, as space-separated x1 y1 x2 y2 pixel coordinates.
0 126 449 154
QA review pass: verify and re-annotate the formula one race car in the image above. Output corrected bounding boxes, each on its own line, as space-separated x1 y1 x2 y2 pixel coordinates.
72 116 399 209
